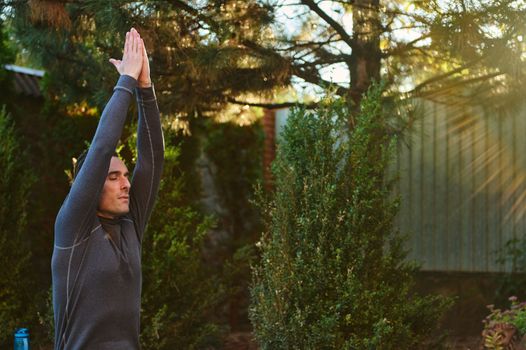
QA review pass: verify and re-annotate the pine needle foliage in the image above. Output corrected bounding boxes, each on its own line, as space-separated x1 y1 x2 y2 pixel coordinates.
6 0 289 115
5 0 526 112
250 85 450 349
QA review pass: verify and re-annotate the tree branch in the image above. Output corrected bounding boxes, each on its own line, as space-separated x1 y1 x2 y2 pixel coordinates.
240 40 291 66
409 72 504 100
408 57 485 94
300 0 355 50
382 33 432 58
278 33 340 52
227 98 317 110
292 65 350 96
169 0 221 33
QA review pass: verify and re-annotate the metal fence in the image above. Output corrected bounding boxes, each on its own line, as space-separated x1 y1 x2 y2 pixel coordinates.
396 100 526 272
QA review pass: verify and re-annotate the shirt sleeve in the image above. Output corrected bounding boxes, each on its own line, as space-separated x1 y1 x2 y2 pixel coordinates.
54 75 137 248
129 84 164 240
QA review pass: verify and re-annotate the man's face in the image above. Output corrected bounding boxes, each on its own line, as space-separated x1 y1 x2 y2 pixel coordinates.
97 156 131 219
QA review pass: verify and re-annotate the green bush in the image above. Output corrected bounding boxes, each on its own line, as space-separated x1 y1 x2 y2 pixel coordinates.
0 107 36 347
482 296 526 349
250 86 450 349
203 120 263 329
495 238 526 306
140 140 225 349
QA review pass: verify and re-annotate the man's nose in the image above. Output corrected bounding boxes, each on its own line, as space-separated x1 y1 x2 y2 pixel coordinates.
121 177 131 190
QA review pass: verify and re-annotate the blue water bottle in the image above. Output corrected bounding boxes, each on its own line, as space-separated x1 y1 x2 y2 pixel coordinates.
14 328 29 350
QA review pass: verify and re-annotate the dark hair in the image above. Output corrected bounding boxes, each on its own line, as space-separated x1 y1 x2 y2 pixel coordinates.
73 149 118 180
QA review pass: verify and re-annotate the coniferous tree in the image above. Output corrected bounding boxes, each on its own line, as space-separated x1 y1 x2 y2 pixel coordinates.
5 0 288 117
250 85 451 349
4 0 524 113
0 20 15 99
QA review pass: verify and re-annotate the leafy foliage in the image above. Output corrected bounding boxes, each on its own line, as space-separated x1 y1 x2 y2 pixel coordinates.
485 297 526 336
482 297 526 349
250 85 450 349
495 238 526 306
202 119 264 329
0 107 36 348
203 120 264 246
140 139 225 349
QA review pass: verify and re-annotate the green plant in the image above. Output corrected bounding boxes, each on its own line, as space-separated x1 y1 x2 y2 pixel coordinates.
250 85 451 349
485 297 526 334
202 119 264 329
140 138 225 350
0 106 36 347
495 238 526 305
482 297 526 349
483 332 505 350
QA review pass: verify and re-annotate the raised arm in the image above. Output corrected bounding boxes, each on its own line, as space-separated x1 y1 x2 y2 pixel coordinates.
129 33 165 237
55 30 143 248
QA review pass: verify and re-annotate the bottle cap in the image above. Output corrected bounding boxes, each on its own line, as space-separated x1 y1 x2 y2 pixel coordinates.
14 328 29 339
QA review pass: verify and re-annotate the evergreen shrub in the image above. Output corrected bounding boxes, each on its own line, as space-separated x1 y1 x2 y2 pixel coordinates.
203 120 264 329
250 85 451 349
140 139 225 350
0 107 36 348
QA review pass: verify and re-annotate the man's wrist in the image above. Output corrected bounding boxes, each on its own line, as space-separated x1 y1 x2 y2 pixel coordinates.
114 74 138 95
138 80 152 88
122 71 140 80
135 83 156 101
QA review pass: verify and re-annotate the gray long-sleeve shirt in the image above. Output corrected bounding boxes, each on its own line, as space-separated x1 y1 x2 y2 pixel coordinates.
52 75 164 350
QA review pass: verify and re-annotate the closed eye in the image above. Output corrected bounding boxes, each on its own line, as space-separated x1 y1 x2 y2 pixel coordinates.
108 171 124 180
107 171 130 181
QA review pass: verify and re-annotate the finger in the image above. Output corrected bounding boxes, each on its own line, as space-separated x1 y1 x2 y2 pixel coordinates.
135 30 141 54
109 58 121 67
124 31 130 55
132 28 139 49
141 39 148 57
131 30 138 54
108 59 121 72
137 36 143 55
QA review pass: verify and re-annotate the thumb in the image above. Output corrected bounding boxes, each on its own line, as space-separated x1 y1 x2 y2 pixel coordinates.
109 58 121 68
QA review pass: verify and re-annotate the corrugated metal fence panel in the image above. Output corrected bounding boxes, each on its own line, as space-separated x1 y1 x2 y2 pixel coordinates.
397 100 526 272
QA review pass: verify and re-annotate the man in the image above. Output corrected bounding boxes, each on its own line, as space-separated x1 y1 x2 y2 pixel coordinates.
52 28 164 350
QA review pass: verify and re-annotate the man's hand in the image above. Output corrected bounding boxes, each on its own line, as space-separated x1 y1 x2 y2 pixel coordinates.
138 38 152 88
109 28 143 80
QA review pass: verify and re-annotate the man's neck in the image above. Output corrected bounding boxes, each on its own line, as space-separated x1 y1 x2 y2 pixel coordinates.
97 211 116 220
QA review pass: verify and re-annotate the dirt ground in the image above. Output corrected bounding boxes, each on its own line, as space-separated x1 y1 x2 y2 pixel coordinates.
224 333 484 350
446 336 482 349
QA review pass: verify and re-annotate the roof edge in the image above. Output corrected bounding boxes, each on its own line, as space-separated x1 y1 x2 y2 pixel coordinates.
4 64 45 77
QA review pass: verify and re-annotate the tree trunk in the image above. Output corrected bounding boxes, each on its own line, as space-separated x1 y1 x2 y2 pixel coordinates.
349 0 381 110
